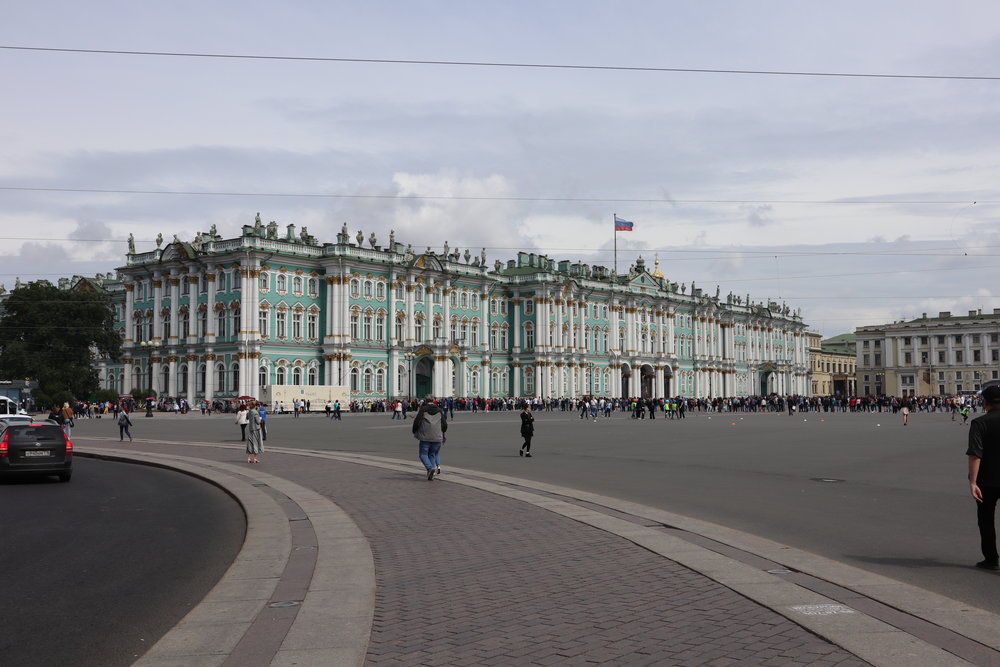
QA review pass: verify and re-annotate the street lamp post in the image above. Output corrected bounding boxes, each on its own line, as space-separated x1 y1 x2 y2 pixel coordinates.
140 340 160 417
403 351 415 401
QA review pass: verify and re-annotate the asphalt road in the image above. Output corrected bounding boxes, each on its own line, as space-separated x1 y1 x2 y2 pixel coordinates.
72 406 999 615
0 456 244 667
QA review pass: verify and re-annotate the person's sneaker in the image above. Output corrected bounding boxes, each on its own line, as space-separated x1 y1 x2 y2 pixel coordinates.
427 469 435 480
519 448 524 457
525 452 532 457
975 560 999 571
435 466 441 476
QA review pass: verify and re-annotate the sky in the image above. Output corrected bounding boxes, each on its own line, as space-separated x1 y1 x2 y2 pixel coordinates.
2 1 999 337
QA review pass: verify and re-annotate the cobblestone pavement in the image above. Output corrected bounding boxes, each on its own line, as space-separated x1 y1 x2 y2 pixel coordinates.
125 441 868 666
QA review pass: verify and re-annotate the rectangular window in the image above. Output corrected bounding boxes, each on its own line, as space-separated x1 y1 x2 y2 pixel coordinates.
972 334 981 344
974 349 981 362
376 315 385 342
524 300 534 315
938 371 945 380
954 334 962 343
259 311 268 338
904 352 912 364
292 312 302 339
903 337 911 345
307 313 317 339
921 352 928 363
277 311 287 338
937 335 945 344
938 351 945 363
994 349 999 362
956 350 963 363
956 371 963 380
873 354 881 365
920 336 928 344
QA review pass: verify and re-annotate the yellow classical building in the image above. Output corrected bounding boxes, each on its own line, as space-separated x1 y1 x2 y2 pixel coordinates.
807 332 856 396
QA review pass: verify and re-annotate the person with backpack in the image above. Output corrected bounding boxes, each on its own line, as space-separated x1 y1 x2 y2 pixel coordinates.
412 395 447 480
118 409 133 442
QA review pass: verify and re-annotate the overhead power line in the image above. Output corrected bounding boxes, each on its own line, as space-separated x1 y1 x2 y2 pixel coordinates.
2 45 999 82
1 186 995 206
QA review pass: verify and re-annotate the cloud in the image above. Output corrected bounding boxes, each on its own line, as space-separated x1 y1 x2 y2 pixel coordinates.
740 204 773 227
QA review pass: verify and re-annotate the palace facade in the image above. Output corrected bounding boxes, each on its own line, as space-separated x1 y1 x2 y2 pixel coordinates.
98 219 809 402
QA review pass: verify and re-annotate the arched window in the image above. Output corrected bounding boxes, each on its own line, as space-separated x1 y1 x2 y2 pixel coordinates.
375 311 385 341
231 363 239 393
470 319 479 347
375 282 385 300
460 291 468 309
217 309 227 338
216 363 226 392
162 314 170 340
276 274 287 292
524 323 534 350
414 284 424 302
292 367 302 385
197 364 206 393
449 290 457 308
134 316 143 343
415 315 425 342
308 367 318 385
490 324 499 349
231 308 240 339
432 317 441 339
275 366 286 385
199 310 208 338
276 310 287 338
350 367 359 392
449 318 458 342
395 314 405 342
292 276 303 294
258 365 268 387
179 365 188 393
375 368 385 394
308 278 318 296
133 365 143 391
500 325 509 349
524 369 534 395
292 311 303 339
307 311 318 339
363 310 373 340
259 272 269 290
258 309 268 338
471 368 480 394
362 280 373 298
363 367 373 393
160 366 169 394
350 279 360 298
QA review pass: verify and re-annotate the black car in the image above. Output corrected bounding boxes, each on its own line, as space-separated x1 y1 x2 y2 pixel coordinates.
0 422 72 482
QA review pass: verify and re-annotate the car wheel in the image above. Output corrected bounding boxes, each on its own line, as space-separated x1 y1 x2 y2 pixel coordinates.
58 471 72 483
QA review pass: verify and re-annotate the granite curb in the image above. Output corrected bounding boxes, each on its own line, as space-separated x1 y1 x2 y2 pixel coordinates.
78 449 374 667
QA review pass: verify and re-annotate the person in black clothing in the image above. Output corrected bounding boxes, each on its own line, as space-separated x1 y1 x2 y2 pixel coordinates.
519 405 534 457
967 385 1000 570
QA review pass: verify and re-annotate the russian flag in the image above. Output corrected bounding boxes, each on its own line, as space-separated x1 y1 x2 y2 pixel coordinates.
614 215 634 232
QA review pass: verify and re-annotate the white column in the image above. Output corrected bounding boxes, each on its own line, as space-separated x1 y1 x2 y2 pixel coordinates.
405 281 415 345
187 357 197 402
479 294 488 349
325 277 336 343
206 273 217 341
204 356 215 402
124 283 135 348
513 363 521 396
152 275 164 341
654 367 664 399
513 293 521 352
442 280 451 343
123 360 134 393
168 275 180 345
168 358 178 396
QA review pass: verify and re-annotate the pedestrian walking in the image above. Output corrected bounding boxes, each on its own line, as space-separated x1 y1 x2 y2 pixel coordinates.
967 385 1000 571
235 404 249 441
519 404 534 457
258 402 268 441
412 395 447 480
246 402 263 464
901 405 910 426
961 405 971 425
333 400 342 421
117 409 133 442
60 402 74 437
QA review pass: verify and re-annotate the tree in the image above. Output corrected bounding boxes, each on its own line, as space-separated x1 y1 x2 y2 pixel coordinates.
0 281 122 402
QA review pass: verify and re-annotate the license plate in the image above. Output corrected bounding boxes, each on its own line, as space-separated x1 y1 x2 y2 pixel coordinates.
23 450 51 457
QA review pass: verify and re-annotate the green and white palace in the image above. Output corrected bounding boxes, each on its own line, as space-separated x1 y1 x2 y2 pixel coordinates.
97 217 809 402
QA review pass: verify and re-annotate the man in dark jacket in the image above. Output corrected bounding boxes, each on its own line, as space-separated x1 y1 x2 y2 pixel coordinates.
968 385 1000 570
413 395 447 480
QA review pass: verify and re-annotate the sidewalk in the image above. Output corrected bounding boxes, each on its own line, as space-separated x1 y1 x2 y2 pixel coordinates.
76 436 1000 667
